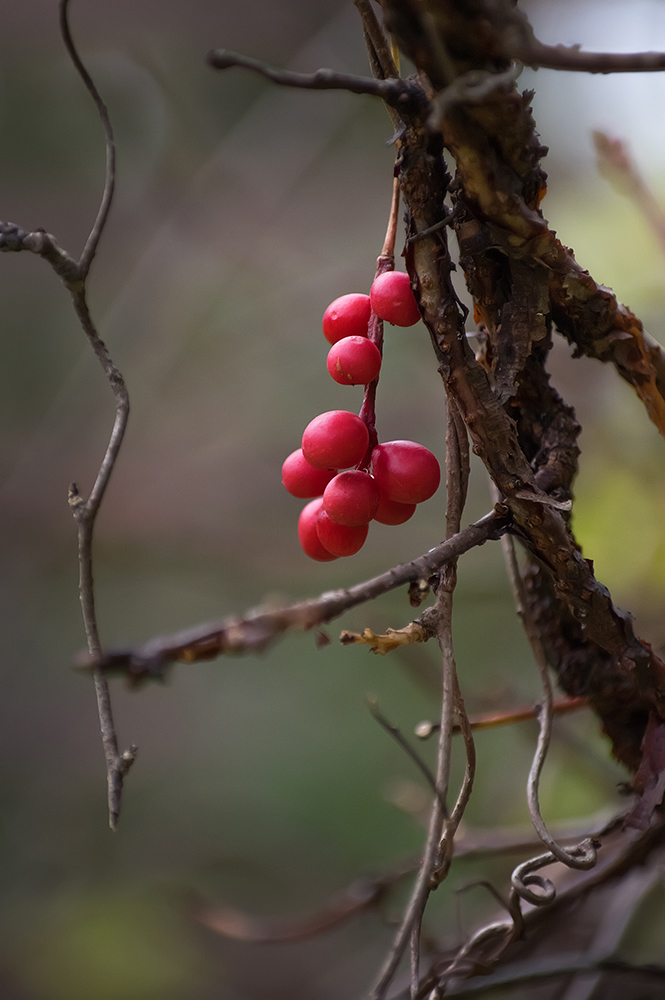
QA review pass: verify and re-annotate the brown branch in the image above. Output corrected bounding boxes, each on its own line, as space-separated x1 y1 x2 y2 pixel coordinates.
367 699 446 813
517 43 665 75
353 0 399 81
206 49 427 118
0 1 135 829
196 858 414 944
79 510 507 680
392 39 665 772
61 0 135 832
438 956 665 998
594 130 665 258
414 696 588 739
368 401 472 1000
197 805 623 949
59 0 115 278
497 530 597 878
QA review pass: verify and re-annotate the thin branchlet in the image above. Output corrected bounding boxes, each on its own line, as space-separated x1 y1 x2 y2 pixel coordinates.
0 0 136 829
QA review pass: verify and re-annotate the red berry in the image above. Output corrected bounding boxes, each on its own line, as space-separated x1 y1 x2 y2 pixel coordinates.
298 499 339 561
323 471 380 526
322 293 371 345
371 440 441 504
302 410 370 470
282 449 337 499
373 494 416 525
370 271 420 327
326 337 382 386
316 509 369 556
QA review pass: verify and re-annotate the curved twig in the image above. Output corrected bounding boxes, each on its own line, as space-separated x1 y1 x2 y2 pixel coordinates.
499 533 597 874
59 0 116 278
57 0 133 828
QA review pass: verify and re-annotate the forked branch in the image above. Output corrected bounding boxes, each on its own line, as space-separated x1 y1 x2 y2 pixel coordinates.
0 0 135 829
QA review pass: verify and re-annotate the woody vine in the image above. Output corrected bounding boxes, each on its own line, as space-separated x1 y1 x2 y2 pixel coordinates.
4 1 665 997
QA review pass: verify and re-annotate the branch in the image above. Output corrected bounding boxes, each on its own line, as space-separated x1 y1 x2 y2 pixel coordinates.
414 696 588 739
80 510 508 680
206 49 426 117
497 532 597 880
353 0 399 81
367 699 445 814
395 78 665 771
367 401 472 1000
196 858 414 944
0 1 135 829
594 130 665 258
440 956 665 998
518 42 665 75
59 0 115 277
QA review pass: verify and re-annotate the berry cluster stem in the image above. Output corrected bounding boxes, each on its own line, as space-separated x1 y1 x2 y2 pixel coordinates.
357 176 400 470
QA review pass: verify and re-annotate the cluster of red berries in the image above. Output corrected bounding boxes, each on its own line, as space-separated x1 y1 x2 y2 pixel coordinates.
282 271 441 561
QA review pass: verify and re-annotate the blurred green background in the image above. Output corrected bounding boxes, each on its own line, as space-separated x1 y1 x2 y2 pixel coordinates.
0 0 664 996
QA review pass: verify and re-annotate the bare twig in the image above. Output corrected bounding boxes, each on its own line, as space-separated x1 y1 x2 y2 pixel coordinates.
206 49 426 117
81 510 508 679
59 0 115 278
516 42 665 75
414 696 588 740
367 402 471 1000
0 0 137 829
593 131 665 258
367 699 446 813
440 956 665 997
499 532 597 880
59 0 136 831
196 857 415 944
353 0 399 80
449 675 475 831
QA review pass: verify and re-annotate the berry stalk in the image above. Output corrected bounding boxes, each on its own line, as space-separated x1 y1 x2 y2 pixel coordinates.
356 175 399 470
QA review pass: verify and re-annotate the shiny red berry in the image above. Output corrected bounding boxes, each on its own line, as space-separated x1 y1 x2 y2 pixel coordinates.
302 410 369 470
371 440 440 504
322 471 380 526
282 449 337 499
316 509 369 557
322 293 371 345
298 499 339 561
326 336 382 386
373 494 417 525
370 271 420 327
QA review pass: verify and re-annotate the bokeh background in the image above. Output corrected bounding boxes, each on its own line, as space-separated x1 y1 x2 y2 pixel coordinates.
1 1 665 996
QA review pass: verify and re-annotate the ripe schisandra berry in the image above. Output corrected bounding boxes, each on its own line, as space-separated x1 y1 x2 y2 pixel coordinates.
323 471 380 527
373 494 416 525
298 499 338 561
302 410 369 470
370 271 420 327
372 440 441 504
282 449 337 499
316 509 368 557
322 293 371 345
326 336 382 386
